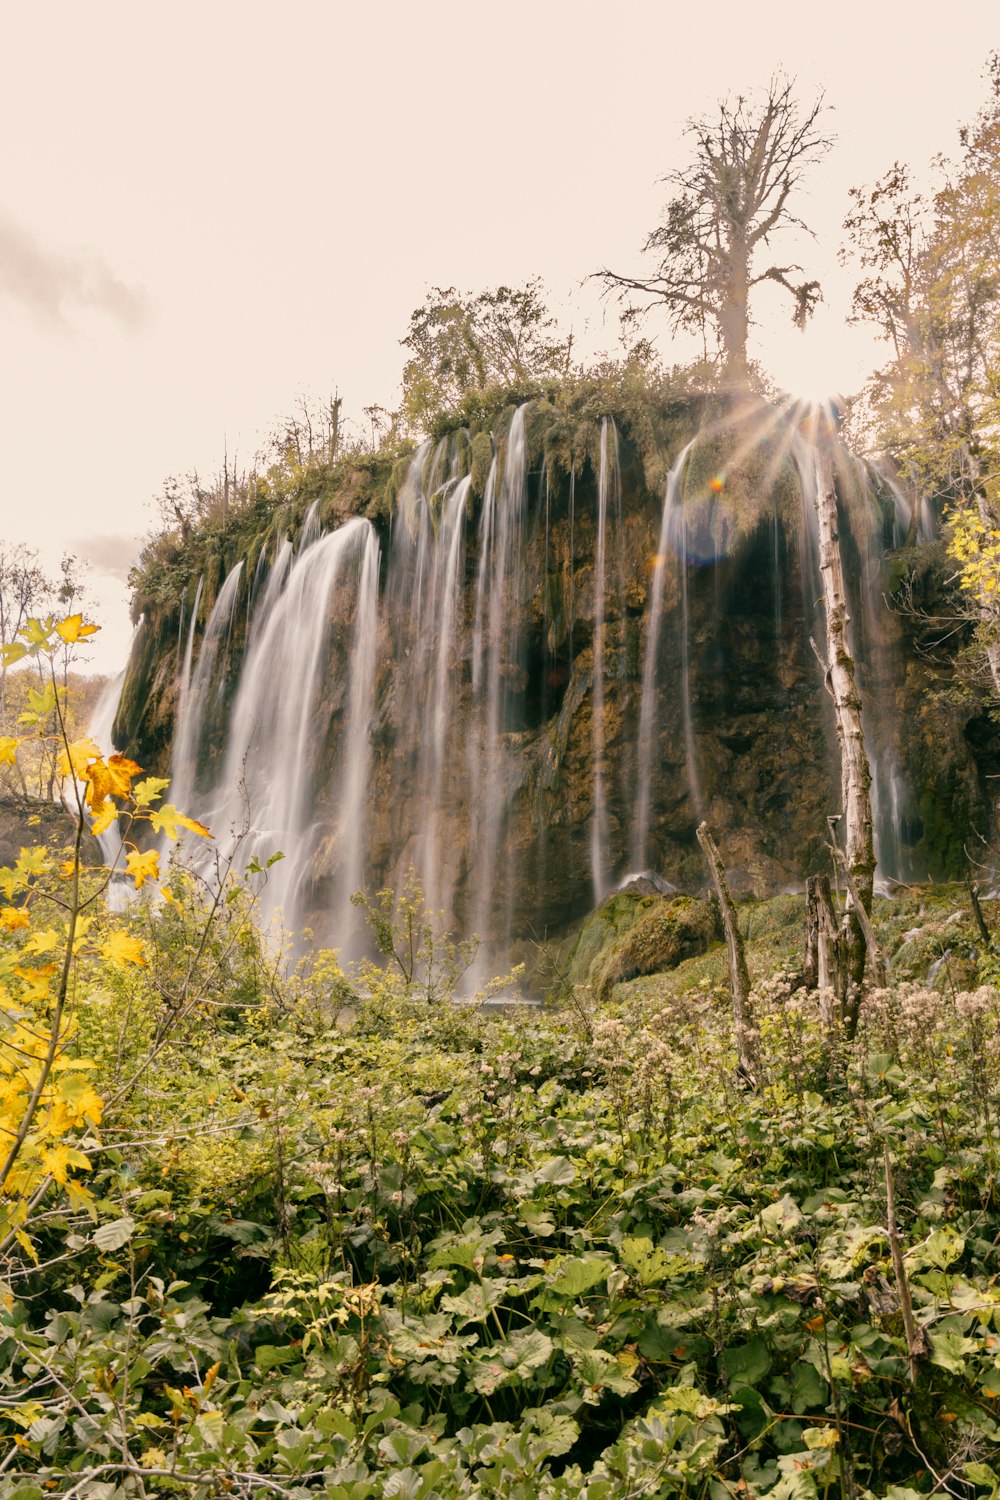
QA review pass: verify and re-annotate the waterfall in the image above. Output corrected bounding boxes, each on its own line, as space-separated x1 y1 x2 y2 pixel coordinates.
416 477 470 918
469 406 528 951
590 417 621 903
198 517 378 939
632 440 694 869
170 562 243 817
173 574 204 781
125 395 967 966
83 668 129 906
674 487 703 827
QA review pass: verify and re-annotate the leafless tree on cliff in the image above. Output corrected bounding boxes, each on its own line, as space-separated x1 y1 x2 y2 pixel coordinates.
596 78 832 383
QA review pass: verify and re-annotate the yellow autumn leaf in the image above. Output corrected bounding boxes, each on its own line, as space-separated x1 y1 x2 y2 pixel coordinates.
106 753 143 797
51 1070 104 1128
57 737 102 779
177 811 211 838
149 805 211 841
0 736 20 767
39 1143 91 1184
132 775 170 807
125 849 159 889
87 754 143 808
16 846 50 877
90 801 118 837
0 907 30 932
55 614 100 643
84 760 110 808
101 931 147 967
13 963 58 999
23 928 59 956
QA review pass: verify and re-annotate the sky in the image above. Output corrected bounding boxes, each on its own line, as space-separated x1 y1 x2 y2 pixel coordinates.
0 0 996 672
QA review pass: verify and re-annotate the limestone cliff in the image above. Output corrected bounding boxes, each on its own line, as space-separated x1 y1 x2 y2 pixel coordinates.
114 387 995 960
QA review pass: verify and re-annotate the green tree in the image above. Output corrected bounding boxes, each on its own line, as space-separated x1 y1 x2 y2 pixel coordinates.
843 53 1000 696
400 279 572 430
597 77 831 384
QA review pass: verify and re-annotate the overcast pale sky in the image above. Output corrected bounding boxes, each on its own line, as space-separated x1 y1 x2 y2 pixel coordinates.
1 0 996 671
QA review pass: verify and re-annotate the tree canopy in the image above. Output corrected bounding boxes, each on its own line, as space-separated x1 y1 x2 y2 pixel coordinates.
843 54 1000 698
400 279 572 430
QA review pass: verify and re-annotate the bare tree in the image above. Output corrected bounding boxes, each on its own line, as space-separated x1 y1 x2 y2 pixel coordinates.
810 418 876 1033
597 78 832 382
696 822 761 1086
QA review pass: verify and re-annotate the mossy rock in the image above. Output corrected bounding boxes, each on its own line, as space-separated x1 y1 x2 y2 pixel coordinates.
565 887 660 989
593 895 719 999
566 887 718 999
469 431 494 501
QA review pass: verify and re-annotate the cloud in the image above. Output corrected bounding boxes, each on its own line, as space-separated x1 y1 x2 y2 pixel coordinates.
0 211 146 326
70 533 142 583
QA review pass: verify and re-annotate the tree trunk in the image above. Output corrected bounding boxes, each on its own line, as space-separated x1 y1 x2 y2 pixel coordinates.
696 822 761 1086
804 874 844 1024
718 242 751 384
812 425 876 1035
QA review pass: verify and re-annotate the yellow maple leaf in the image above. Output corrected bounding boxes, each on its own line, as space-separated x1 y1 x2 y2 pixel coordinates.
100 931 147 967
90 801 118 837
0 907 30 933
177 811 211 838
39 1143 91 1185
105 754 143 799
55 614 100 644
13 963 58 999
85 759 110 808
23 928 59 956
149 805 211 841
57 737 102 779
132 776 170 807
0 736 20 767
125 849 159 890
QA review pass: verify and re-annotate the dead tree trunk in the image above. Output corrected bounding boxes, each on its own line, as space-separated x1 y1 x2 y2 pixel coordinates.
696 822 761 1086
804 874 845 1023
811 425 876 1036
968 877 991 947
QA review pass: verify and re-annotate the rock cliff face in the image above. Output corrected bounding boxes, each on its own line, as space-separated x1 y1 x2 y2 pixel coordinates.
114 391 995 963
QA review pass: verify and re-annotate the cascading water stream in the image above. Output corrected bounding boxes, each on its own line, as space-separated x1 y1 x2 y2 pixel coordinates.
122 396 970 969
328 523 382 942
416 477 470 918
172 575 204 788
169 562 243 818
590 417 620 903
198 517 377 938
632 440 695 870
82 667 130 908
470 407 528 950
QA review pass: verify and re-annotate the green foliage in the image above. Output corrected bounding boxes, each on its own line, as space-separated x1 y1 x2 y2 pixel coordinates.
6 864 1000 1493
843 54 1000 701
400 280 572 432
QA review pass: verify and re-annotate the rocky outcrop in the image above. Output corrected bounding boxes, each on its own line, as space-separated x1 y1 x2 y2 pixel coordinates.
0 796 102 870
567 888 720 999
